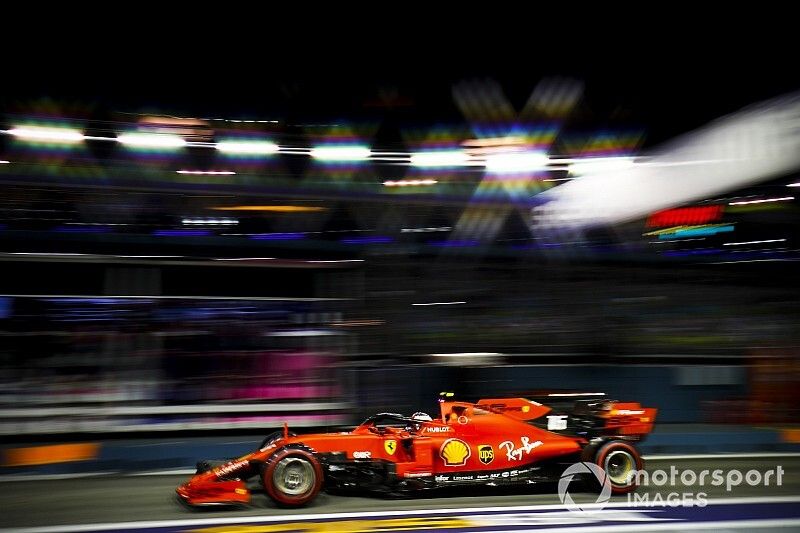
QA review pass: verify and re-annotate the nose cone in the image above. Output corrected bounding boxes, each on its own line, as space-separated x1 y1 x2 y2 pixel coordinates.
175 479 249 506
175 482 192 503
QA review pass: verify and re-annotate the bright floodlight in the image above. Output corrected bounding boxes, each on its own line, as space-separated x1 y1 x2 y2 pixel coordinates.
534 92 800 229
310 145 371 161
176 170 236 175
383 179 438 187
217 140 279 155
9 126 85 143
484 151 549 173
410 150 469 167
117 133 187 148
568 156 635 176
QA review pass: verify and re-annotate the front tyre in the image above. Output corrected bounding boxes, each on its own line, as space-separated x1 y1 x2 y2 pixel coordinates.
258 431 297 451
262 447 323 507
594 440 643 494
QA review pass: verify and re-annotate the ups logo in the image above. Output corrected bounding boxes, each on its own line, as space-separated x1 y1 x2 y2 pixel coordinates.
478 444 494 465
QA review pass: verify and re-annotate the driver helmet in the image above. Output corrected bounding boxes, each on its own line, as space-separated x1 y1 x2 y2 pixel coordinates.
406 411 433 432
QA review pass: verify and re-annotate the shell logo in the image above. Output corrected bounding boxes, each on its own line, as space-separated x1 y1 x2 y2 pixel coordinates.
440 438 471 466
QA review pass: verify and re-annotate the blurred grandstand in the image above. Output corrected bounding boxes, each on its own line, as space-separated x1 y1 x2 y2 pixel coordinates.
0 83 798 439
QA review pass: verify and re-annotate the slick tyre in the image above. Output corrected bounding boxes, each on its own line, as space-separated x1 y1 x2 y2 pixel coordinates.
258 431 297 451
594 440 643 494
262 447 323 507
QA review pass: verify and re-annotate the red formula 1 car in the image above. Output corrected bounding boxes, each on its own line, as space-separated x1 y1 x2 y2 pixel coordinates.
177 395 657 507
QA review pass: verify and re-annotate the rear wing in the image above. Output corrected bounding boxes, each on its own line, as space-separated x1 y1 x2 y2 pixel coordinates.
602 402 657 436
471 396 657 439
574 400 657 437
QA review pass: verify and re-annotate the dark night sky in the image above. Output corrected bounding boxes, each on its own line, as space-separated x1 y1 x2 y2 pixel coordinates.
3 18 797 149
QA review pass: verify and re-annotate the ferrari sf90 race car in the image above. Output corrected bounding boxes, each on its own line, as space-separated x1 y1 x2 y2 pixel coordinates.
176 396 657 507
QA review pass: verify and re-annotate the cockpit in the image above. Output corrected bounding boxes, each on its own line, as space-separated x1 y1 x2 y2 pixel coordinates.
439 402 474 424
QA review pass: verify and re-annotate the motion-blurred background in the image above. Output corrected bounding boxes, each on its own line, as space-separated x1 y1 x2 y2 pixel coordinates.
1 45 799 474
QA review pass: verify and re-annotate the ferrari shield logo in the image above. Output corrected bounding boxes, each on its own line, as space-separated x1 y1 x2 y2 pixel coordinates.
384 439 397 455
440 438 471 466
478 444 494 465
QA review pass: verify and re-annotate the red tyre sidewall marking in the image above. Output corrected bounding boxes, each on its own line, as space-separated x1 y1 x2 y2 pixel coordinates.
264 448 324 506
595 441 643 495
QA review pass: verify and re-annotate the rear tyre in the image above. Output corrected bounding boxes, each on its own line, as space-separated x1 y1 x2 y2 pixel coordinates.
261 447 323 507
594 440 643 494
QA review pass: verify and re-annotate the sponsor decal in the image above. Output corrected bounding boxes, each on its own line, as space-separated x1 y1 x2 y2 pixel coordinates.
499 436 543 461
403 471 432 478
353 451 371 459
452 475 474 481
439 438 471 466
435 474 449 482
478 444 494 465
547 415 568 431
384 439 397 455
487 470 522 478
478 402 539 412
215 459 249 478
613 409 645 415
457 415 469 425
423 426 451 433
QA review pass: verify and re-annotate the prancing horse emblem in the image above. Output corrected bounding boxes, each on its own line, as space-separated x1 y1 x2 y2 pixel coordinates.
384 439 397 455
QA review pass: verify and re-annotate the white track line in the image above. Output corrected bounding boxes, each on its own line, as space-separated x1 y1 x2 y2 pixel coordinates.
498 519 800 532
4 496 800 533
0 472 118 482
130 468 195 476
